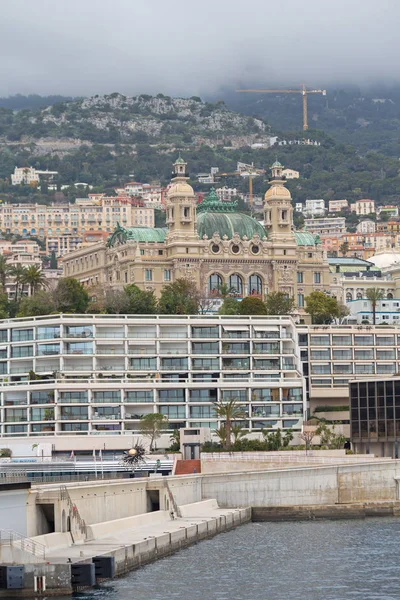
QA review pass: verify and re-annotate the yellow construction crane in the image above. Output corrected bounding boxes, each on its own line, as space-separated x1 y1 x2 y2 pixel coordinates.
236 84 327 130
215 166 265 207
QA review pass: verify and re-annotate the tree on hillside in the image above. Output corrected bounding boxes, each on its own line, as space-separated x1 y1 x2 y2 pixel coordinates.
239 296 267 315
139 413 168 452
213 400 247 451
339 241 349 256
10 265 27 303
158 279 200 315
265 292 296 315
22 265 47 295
0 255 12 289
366 288 384 325
0 292 9 319
55 277 89 313
17 291 56 317
305 291 340 324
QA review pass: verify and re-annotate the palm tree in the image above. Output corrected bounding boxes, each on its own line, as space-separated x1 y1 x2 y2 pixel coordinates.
0 254 11 289
231 424 246 444
366 288 384 325
213 400 247 451
10 265 27 303
22 265 47 295
217 283 235 299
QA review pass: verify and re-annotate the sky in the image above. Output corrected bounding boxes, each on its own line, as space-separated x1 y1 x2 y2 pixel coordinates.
0 0 399 98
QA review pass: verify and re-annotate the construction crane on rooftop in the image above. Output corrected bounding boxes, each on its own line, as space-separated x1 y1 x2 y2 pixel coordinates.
236 84 327 131
215 165 265 207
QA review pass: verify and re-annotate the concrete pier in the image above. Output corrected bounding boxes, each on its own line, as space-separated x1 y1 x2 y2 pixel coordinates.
0 500 250 596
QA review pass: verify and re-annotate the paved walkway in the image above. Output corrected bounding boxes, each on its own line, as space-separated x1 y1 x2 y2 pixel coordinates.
45 507 245 564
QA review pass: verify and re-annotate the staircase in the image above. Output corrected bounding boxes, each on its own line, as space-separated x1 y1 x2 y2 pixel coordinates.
174 459 201 475
0 529 46 562
60 485 87 540
164 480 181 518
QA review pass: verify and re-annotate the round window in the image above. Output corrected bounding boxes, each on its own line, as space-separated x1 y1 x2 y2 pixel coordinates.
231 245 240 254
212 244 220 254
251 245 260 254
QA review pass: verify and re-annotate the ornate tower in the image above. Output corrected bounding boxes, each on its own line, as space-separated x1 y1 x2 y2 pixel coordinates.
264 160 298 296
264 160 294 241
165 156 197 241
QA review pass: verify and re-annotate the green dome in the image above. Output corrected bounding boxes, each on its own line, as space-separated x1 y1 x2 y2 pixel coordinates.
107 224 167 247
197 211 267 240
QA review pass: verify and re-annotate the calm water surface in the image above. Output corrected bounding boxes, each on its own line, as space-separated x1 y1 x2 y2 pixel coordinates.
69 518 400 600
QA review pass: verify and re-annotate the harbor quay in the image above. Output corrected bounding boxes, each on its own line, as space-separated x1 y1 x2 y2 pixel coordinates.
0 457 400 595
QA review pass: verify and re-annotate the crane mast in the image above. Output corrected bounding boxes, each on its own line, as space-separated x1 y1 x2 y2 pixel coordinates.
236 84 326 130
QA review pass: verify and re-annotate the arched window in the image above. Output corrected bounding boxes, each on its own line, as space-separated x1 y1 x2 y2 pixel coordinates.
208 273 222 294
248 274 263 296
387 292 394 299
229 274 243 297
356 292 362 300
346 292 353 302
31 228 36 235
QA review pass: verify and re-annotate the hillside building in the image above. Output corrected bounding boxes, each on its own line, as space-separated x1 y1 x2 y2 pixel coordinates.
351 199 375 216
0 196 154 257
11 167 58 186
329 199 348 213
303 199 326 217
304 217 346 236
282 168 299 179
62 159 331 306
357 220 376 234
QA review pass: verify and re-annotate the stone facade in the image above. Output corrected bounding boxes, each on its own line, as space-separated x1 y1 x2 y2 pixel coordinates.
62 159 331 305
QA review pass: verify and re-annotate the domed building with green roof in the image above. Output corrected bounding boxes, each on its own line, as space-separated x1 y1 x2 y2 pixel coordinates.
63 157 331 306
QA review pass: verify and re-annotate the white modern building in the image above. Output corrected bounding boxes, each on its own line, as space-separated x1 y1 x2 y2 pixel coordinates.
329 200 348 213
303 199 326 217
347 298 400 324
304 217 346 236
356 219 376 235
11 167 58 186
0 315 304 441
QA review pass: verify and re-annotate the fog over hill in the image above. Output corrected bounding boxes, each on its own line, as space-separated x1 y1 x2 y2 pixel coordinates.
0 0 398 97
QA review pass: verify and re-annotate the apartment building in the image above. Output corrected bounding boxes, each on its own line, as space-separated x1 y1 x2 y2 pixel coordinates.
347 298 400 324
378 205 399 218
351 199 375 216
0 315 304 441
215 187 239 202
0 196 154 257
303 199 326 217
299 325 400 427
123 182 163 208
282 168 299 179
304 217 346 236
328 199 348 213
356 220 376 235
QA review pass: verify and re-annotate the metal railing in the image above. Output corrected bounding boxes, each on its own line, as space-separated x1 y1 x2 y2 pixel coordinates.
0 529 46 561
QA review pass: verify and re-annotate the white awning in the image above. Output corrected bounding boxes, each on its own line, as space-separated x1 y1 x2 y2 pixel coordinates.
222 325 250 331
253 325 280 331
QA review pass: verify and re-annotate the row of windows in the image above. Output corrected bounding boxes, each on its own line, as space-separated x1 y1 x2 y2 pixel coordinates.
2 325 291 343
3 403 304 422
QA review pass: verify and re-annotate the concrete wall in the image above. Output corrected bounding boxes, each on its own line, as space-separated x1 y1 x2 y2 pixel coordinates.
200 460 400 508
0 488 29 535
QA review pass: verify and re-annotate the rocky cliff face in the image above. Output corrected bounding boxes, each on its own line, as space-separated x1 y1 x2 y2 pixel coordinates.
37 93 270 146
